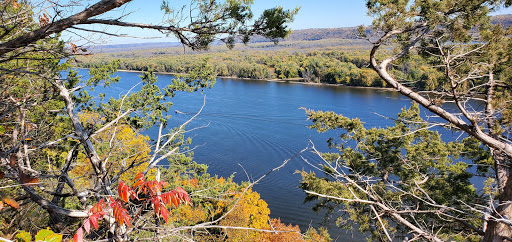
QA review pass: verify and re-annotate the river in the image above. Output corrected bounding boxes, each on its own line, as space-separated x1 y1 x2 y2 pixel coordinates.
78 69 424 240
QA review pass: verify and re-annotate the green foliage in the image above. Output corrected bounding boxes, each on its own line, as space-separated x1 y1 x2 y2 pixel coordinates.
160 0 297 50
15 231 31 242
76 46 403 87
34 228 62 242
251 6 300 44
15 228 62 242
366 0 512 129
301 103 490 241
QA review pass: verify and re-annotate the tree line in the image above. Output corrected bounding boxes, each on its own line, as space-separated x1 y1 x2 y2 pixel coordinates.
77 47 445 89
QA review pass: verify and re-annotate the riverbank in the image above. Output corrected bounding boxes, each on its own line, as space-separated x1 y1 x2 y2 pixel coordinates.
79 67 394 91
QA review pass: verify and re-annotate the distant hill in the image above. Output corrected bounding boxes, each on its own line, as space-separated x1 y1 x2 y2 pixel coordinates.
91 27 363 53
91 14 512 53
280 14 512 42
92 42 183 53
491 14 512 27
249 27 360 43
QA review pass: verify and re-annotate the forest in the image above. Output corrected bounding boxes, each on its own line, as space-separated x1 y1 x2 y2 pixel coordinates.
1 0 512 242
76 44 445 89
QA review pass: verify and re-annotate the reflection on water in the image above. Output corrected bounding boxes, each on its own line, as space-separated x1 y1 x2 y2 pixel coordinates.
77 69 427 240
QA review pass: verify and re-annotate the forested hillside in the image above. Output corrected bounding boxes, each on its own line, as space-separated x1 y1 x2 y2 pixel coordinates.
491 14 512 27
79 14 512 89
77 43 440 89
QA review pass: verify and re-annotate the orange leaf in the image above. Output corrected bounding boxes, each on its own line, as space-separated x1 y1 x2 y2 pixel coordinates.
173 194 181 207
9 155 16 167
12 0 19 9
118 181 128 202
19 170 38 186
132 172 145 193
133 172 144 182
38 14 49 26
0 171 4 179
118 181 136 202
3 198 19 210
90 199 105 214
70 43 78 54
110 198 131 227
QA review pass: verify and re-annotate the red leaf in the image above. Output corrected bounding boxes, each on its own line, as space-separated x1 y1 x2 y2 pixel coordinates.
161 191 179 207
110 198 131 227
152 198 170 222
89 213 101 230
160 192 172 207
150 196 161 209
158 205 170 223
118 181 135 202
74 228 83 242
175 187 192 205
83 218 91 234
146 181 161 195
161 187 192 207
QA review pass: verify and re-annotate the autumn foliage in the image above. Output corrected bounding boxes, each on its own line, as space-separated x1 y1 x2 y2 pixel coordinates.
70 112 153 187
73 173 191 242
167 175 330 241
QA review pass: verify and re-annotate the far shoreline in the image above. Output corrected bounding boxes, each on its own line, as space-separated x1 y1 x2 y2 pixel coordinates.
77 67 395 91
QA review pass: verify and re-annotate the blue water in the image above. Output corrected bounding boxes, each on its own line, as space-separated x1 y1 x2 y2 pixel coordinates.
76 69 454 240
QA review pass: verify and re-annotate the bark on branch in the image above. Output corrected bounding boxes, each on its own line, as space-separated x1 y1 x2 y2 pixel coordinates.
369 27 512 158
0 0 133 56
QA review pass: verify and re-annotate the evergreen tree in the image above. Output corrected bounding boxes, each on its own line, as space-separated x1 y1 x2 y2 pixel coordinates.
302 1 512 241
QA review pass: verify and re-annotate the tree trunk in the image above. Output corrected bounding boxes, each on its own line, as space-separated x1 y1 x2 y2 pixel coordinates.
483 150 512 242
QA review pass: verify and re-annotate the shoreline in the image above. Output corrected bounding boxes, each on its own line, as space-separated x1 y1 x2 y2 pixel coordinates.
78 67 395 91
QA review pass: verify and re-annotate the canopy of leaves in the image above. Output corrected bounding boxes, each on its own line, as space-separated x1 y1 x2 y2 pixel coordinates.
301 103 491 241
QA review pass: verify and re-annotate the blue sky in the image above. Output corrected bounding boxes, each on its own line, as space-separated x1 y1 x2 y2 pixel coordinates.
64 0 512 45
66 1 373 45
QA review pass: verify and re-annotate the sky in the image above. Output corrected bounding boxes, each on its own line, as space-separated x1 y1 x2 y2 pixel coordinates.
64 0 373 45
62 0 512 45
